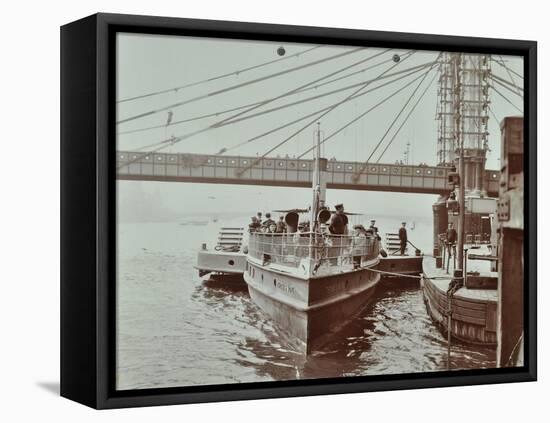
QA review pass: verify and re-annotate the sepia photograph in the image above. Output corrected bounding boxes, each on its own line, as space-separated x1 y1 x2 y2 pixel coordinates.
114 32 525 391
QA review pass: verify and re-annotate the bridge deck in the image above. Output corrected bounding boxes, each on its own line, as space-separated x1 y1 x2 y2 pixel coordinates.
116 151 500 196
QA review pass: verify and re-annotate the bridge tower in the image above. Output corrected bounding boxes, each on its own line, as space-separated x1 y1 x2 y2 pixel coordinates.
437 52 491 195
433 52 491 256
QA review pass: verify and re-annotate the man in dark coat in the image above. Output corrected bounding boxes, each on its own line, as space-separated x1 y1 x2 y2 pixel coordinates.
329 204 347 235
446 222 457 257
398 221 408 255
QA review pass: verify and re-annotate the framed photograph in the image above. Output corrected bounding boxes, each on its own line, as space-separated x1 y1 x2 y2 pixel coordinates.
61 13 536 409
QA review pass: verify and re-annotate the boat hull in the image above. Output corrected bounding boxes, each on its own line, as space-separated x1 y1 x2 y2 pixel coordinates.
378 255 423 276
420 256 497 346
195 249 246 277
244 260 380 354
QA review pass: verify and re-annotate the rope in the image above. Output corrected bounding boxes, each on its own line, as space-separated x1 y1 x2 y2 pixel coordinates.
117 47 365 124
370 267 422 279
505 332 524 367
117 45 322 103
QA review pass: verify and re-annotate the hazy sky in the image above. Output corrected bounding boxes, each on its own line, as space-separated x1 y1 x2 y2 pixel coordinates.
115 32 523 221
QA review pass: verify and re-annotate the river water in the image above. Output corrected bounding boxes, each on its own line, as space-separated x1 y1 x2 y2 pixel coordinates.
116 215 495 390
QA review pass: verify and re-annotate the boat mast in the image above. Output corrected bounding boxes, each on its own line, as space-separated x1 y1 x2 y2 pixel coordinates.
311 122 322 230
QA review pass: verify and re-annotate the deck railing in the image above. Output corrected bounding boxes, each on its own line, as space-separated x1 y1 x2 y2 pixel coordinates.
248 231 378 268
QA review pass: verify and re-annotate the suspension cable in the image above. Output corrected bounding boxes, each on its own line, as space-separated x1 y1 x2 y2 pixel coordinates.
363 56 440 166
226 62 430 155
119 55 426 138
117 100 264 136
118 54 429 170
121 57 428 161
490 85 523 114
491 72 524 92
214 49 393 128
490 76 524 99
491 57 524 80
498 55 523 96
233 52 417 173
488 105 501 125
117 45 322 103
117 47 365 124
218 59 432 130
375 69 438 162
296 64 437 158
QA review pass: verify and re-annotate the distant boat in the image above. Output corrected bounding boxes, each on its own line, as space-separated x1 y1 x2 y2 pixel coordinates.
179 220 208 226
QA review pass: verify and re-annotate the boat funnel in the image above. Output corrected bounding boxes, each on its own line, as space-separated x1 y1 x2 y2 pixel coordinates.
318 208 331 224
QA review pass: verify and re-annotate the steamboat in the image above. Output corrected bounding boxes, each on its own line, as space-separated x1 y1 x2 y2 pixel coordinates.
243 124 381 354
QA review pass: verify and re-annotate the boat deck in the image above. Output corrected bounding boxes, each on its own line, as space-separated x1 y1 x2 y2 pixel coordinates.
422 253 497 303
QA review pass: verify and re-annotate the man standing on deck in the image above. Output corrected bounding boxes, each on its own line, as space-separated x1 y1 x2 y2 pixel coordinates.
249 216 261 232
329 204 347 235
398 221 408 255
328 204 347 265
369 219 381 241
446 222 457 258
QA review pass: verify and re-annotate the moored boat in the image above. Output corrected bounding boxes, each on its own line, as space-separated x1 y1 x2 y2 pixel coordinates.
377 232 423 277
421 245 498 346
195 227 247 278
421 189 499 347
243 124 381 354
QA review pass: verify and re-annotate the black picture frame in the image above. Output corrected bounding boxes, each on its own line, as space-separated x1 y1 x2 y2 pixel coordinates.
60 12 537 409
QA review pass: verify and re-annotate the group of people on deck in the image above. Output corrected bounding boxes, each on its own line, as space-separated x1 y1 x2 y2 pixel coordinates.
248 204 414 256
249 212 286 234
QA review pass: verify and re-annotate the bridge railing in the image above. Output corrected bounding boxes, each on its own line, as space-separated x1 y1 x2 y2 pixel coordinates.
247 231 378 268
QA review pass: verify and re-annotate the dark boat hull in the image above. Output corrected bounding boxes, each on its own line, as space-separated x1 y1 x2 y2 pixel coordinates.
421 257 497 346
378 255 423 276
244 260 380 354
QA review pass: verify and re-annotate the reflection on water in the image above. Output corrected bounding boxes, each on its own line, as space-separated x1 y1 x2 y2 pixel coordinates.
116 218 495 390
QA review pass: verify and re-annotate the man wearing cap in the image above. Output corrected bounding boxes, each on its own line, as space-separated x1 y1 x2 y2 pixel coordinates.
398 221 408 255
262 212 275 230
329 203 347 235
369 219 381 241
446 222 457 259
249 216 261 232
369 219 378 233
